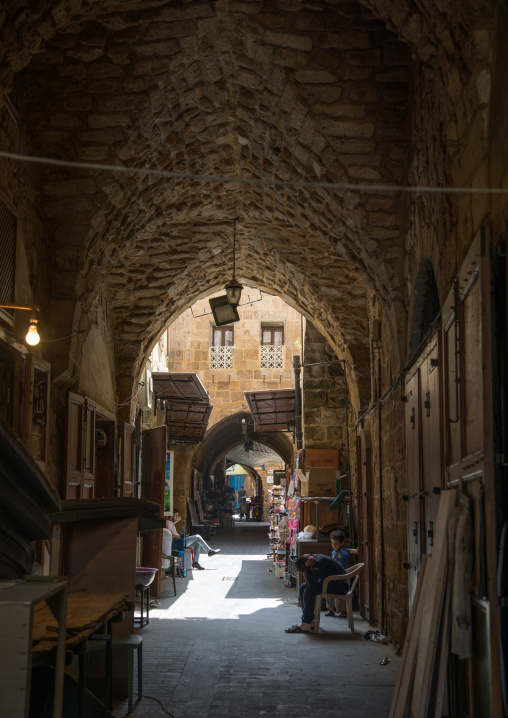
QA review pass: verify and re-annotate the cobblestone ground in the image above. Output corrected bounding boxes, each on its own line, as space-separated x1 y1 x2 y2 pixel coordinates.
114 523 399 718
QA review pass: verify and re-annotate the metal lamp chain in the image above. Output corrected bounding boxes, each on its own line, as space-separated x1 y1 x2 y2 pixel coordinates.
232 219 237 280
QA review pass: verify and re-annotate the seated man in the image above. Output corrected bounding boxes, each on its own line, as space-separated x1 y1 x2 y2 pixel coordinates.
166 509 220 570
285 553 348 633
161 525 173 568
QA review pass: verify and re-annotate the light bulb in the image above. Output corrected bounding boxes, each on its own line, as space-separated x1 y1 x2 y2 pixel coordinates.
26 321 40 346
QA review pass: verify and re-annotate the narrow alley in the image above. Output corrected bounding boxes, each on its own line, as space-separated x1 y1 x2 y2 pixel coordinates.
1 3 508 716
117 523 399 718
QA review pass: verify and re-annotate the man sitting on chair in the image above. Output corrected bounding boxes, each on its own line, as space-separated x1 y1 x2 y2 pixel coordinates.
285 554 348 633
162 525 173 568
167 510 220 571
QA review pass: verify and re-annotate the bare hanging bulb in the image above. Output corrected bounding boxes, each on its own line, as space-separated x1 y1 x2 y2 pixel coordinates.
26 316 40 346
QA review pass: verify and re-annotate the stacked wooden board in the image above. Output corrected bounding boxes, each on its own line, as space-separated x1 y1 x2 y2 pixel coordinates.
389 489 473 718
0 417 61 578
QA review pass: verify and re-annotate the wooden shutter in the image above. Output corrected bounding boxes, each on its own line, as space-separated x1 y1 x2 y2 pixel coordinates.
22 355 50 469
82 398 96 498
420 338 443 555
64 392 96 499
441 228 501 715
356 429 373 621
404 368 423 609
443 230 486 482
65 392 85 499
442 286 461 477
119 423 135 497
141 425 167 598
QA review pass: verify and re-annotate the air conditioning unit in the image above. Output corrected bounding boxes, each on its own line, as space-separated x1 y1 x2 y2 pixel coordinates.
138 364 153 411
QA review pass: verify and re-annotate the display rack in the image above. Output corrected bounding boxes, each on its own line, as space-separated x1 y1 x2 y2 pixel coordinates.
269 484 285 527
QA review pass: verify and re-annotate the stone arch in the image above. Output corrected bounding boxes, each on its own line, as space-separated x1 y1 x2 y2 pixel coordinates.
409 258 440 355
113 264 372 423
10 0 417 397
194 411 293 478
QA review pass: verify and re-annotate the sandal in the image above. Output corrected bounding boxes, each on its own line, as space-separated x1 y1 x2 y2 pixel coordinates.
285 624 310 633
324 610 335 617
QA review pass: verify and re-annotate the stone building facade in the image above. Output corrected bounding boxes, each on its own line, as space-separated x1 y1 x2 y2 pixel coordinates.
166 291 302 420
0 1 507 714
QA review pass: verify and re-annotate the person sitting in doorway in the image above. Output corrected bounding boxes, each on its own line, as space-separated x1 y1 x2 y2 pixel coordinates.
285 553 348 633
239 498 250 521
166 510 220 570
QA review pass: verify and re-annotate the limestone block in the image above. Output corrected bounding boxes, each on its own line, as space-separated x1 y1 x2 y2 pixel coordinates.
343 66 372 80
264 31 312 52
316 32 371 50
348 166 381 180
295 70 338 84
347 49 381 66
319 119 374 137
250 14 286 29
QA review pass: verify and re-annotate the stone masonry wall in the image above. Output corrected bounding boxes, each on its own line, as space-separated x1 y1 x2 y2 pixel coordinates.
302 322 349 472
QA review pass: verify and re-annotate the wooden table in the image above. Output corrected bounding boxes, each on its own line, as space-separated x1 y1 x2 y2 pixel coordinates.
32 590 129 718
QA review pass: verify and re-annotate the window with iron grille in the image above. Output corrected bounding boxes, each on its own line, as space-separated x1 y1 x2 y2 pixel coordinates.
210 325 234 368
0 198 16 324
261 323 284 368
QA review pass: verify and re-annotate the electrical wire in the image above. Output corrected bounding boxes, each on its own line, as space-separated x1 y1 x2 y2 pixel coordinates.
1 149 508 195
98 381 145 410
40 330 85 342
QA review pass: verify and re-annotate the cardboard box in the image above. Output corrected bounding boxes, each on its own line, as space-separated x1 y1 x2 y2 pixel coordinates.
304 448 339 471
302 501 339 529
303 467 338 497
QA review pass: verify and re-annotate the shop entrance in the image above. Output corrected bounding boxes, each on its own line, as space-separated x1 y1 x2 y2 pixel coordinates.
228 473 245 511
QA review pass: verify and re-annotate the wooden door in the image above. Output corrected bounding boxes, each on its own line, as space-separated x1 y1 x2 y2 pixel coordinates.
82 398 96 499
357 429 373 621
442 228 501 716
65 392 86 499
94 415 116 498
119 423 135 497
141 425 167 598
404 368 423 609
420 339 443 555
65 392 96 499
22 354 50 469
442 287 461 479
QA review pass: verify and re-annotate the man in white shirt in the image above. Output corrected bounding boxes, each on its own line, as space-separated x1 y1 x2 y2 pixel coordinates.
162 526 173 568
166 510 220 570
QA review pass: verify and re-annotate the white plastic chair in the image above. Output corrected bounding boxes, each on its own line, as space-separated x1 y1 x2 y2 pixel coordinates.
313 562 365 633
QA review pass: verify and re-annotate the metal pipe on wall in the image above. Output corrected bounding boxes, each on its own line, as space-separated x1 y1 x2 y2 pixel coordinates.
293 355 303 450
378 354 386 633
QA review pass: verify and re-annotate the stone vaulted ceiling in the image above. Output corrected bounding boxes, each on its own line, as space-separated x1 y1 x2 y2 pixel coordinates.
1 0 485 401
